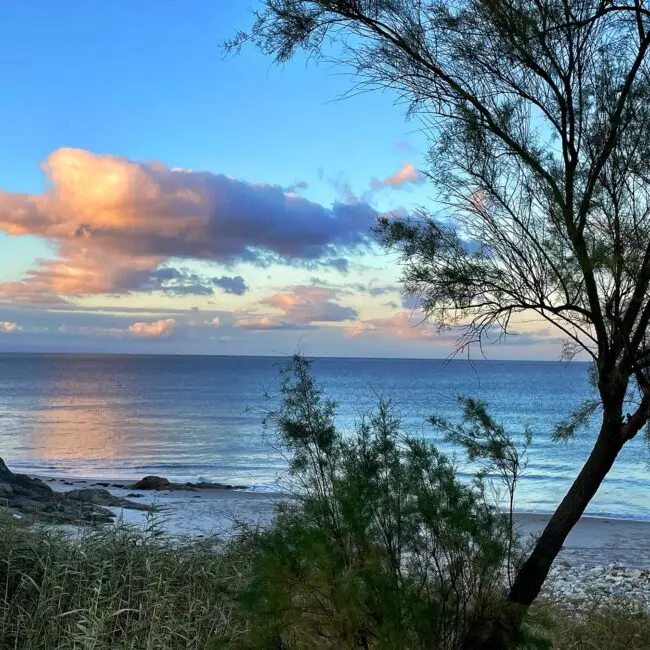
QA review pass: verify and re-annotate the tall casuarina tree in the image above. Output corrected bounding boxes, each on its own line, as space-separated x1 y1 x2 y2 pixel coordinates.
230 1 650 646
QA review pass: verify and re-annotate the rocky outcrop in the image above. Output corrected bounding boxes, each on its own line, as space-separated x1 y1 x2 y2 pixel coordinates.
133 476 170 490
65 488 151 511
130 475 247 491
0 458 152 525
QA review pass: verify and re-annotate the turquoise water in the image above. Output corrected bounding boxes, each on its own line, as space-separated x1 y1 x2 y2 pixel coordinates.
0 353 647 519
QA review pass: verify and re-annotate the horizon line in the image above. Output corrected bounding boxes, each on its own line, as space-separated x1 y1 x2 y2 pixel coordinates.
0 350 590 364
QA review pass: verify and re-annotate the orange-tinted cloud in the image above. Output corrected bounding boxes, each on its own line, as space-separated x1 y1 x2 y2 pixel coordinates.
128 318 176 338
234 285 358 332
345 310 440 342
346 322 377 337
370 162 423 190
0 322 19 333
366 310 437 340
0 148 376 303
236 316 310 331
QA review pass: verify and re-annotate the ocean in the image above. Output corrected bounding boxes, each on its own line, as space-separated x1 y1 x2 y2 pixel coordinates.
0 353 648 520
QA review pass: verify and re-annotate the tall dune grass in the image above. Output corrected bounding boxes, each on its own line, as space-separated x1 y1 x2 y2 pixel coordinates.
0 514 246 649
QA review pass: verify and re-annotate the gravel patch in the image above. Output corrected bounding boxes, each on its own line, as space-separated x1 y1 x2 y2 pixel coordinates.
543 561 650 610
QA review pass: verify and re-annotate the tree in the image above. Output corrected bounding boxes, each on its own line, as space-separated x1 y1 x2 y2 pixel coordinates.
229 1 650 647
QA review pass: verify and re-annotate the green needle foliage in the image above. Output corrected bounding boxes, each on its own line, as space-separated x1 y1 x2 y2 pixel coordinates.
230 5 650 642
230 356 521 649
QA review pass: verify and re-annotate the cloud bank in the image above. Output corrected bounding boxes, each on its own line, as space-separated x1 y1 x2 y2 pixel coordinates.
0 148 377 303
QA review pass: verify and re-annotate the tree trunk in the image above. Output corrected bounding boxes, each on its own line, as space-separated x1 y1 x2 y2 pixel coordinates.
462 412 625 649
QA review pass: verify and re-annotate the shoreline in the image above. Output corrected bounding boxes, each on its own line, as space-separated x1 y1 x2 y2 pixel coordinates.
33 474 650 569
36 473 650 525
4 469 649 608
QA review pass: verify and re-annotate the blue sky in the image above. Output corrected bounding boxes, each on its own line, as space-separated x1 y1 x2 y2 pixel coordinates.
0 1 563 358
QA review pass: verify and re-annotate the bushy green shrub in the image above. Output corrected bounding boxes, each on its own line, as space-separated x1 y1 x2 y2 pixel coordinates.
0 356 537 650
231 356 522 649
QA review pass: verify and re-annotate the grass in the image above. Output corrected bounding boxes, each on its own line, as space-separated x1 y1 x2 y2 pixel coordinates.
527 601 650 649
0 512 247 650
1 512 650 649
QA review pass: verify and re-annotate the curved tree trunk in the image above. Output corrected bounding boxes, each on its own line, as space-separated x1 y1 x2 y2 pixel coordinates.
463 412 625 649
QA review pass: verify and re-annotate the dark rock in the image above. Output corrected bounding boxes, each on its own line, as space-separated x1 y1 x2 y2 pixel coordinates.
45 501 116 525
0 482 14 498
0 458 12 478
65 488 151 511
0 458 53 499
126 493 144 498
132 476 170 490
130 474 248 491
0 458 152 524
10 496 48 513
66 488 114 503
185 481 248 490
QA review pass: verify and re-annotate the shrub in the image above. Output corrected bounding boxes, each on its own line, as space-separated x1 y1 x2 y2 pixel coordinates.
526 600 650 649
230 356 522 649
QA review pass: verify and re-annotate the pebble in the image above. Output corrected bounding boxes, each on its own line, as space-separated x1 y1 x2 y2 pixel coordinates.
542 562 650 610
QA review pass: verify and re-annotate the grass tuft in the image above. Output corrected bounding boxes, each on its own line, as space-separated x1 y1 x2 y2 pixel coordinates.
0 514 247 650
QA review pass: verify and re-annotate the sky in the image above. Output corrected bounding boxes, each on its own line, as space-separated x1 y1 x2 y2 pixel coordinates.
0 1 565 359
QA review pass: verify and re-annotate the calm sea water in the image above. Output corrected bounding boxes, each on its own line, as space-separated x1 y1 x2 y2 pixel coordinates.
0 353 648 520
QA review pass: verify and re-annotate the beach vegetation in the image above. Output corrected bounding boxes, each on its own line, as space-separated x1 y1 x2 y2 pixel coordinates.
0 511 247 650
218 355 531 649
1 358 649 648
230 2 650 645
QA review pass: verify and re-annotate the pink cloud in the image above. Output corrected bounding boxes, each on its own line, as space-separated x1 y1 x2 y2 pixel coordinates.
238 316 291 331
0 322 19 333
347 310 440 341
128 318 176 338
260 285 358 324
346 322 377 337
370 162 423 190
0 148 374 303
234 285 358 332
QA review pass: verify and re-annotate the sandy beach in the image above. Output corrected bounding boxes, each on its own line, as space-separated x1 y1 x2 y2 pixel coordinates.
0 472 635 610
40 476 650 570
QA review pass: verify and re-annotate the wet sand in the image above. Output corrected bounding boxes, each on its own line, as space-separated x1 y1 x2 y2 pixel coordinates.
515 512 650 568
41 476 650 568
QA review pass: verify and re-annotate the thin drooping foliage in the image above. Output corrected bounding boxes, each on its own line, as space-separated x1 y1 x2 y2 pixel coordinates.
230 2 650 645
431 397 532 588
0 515 246 650
231 355 527 649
